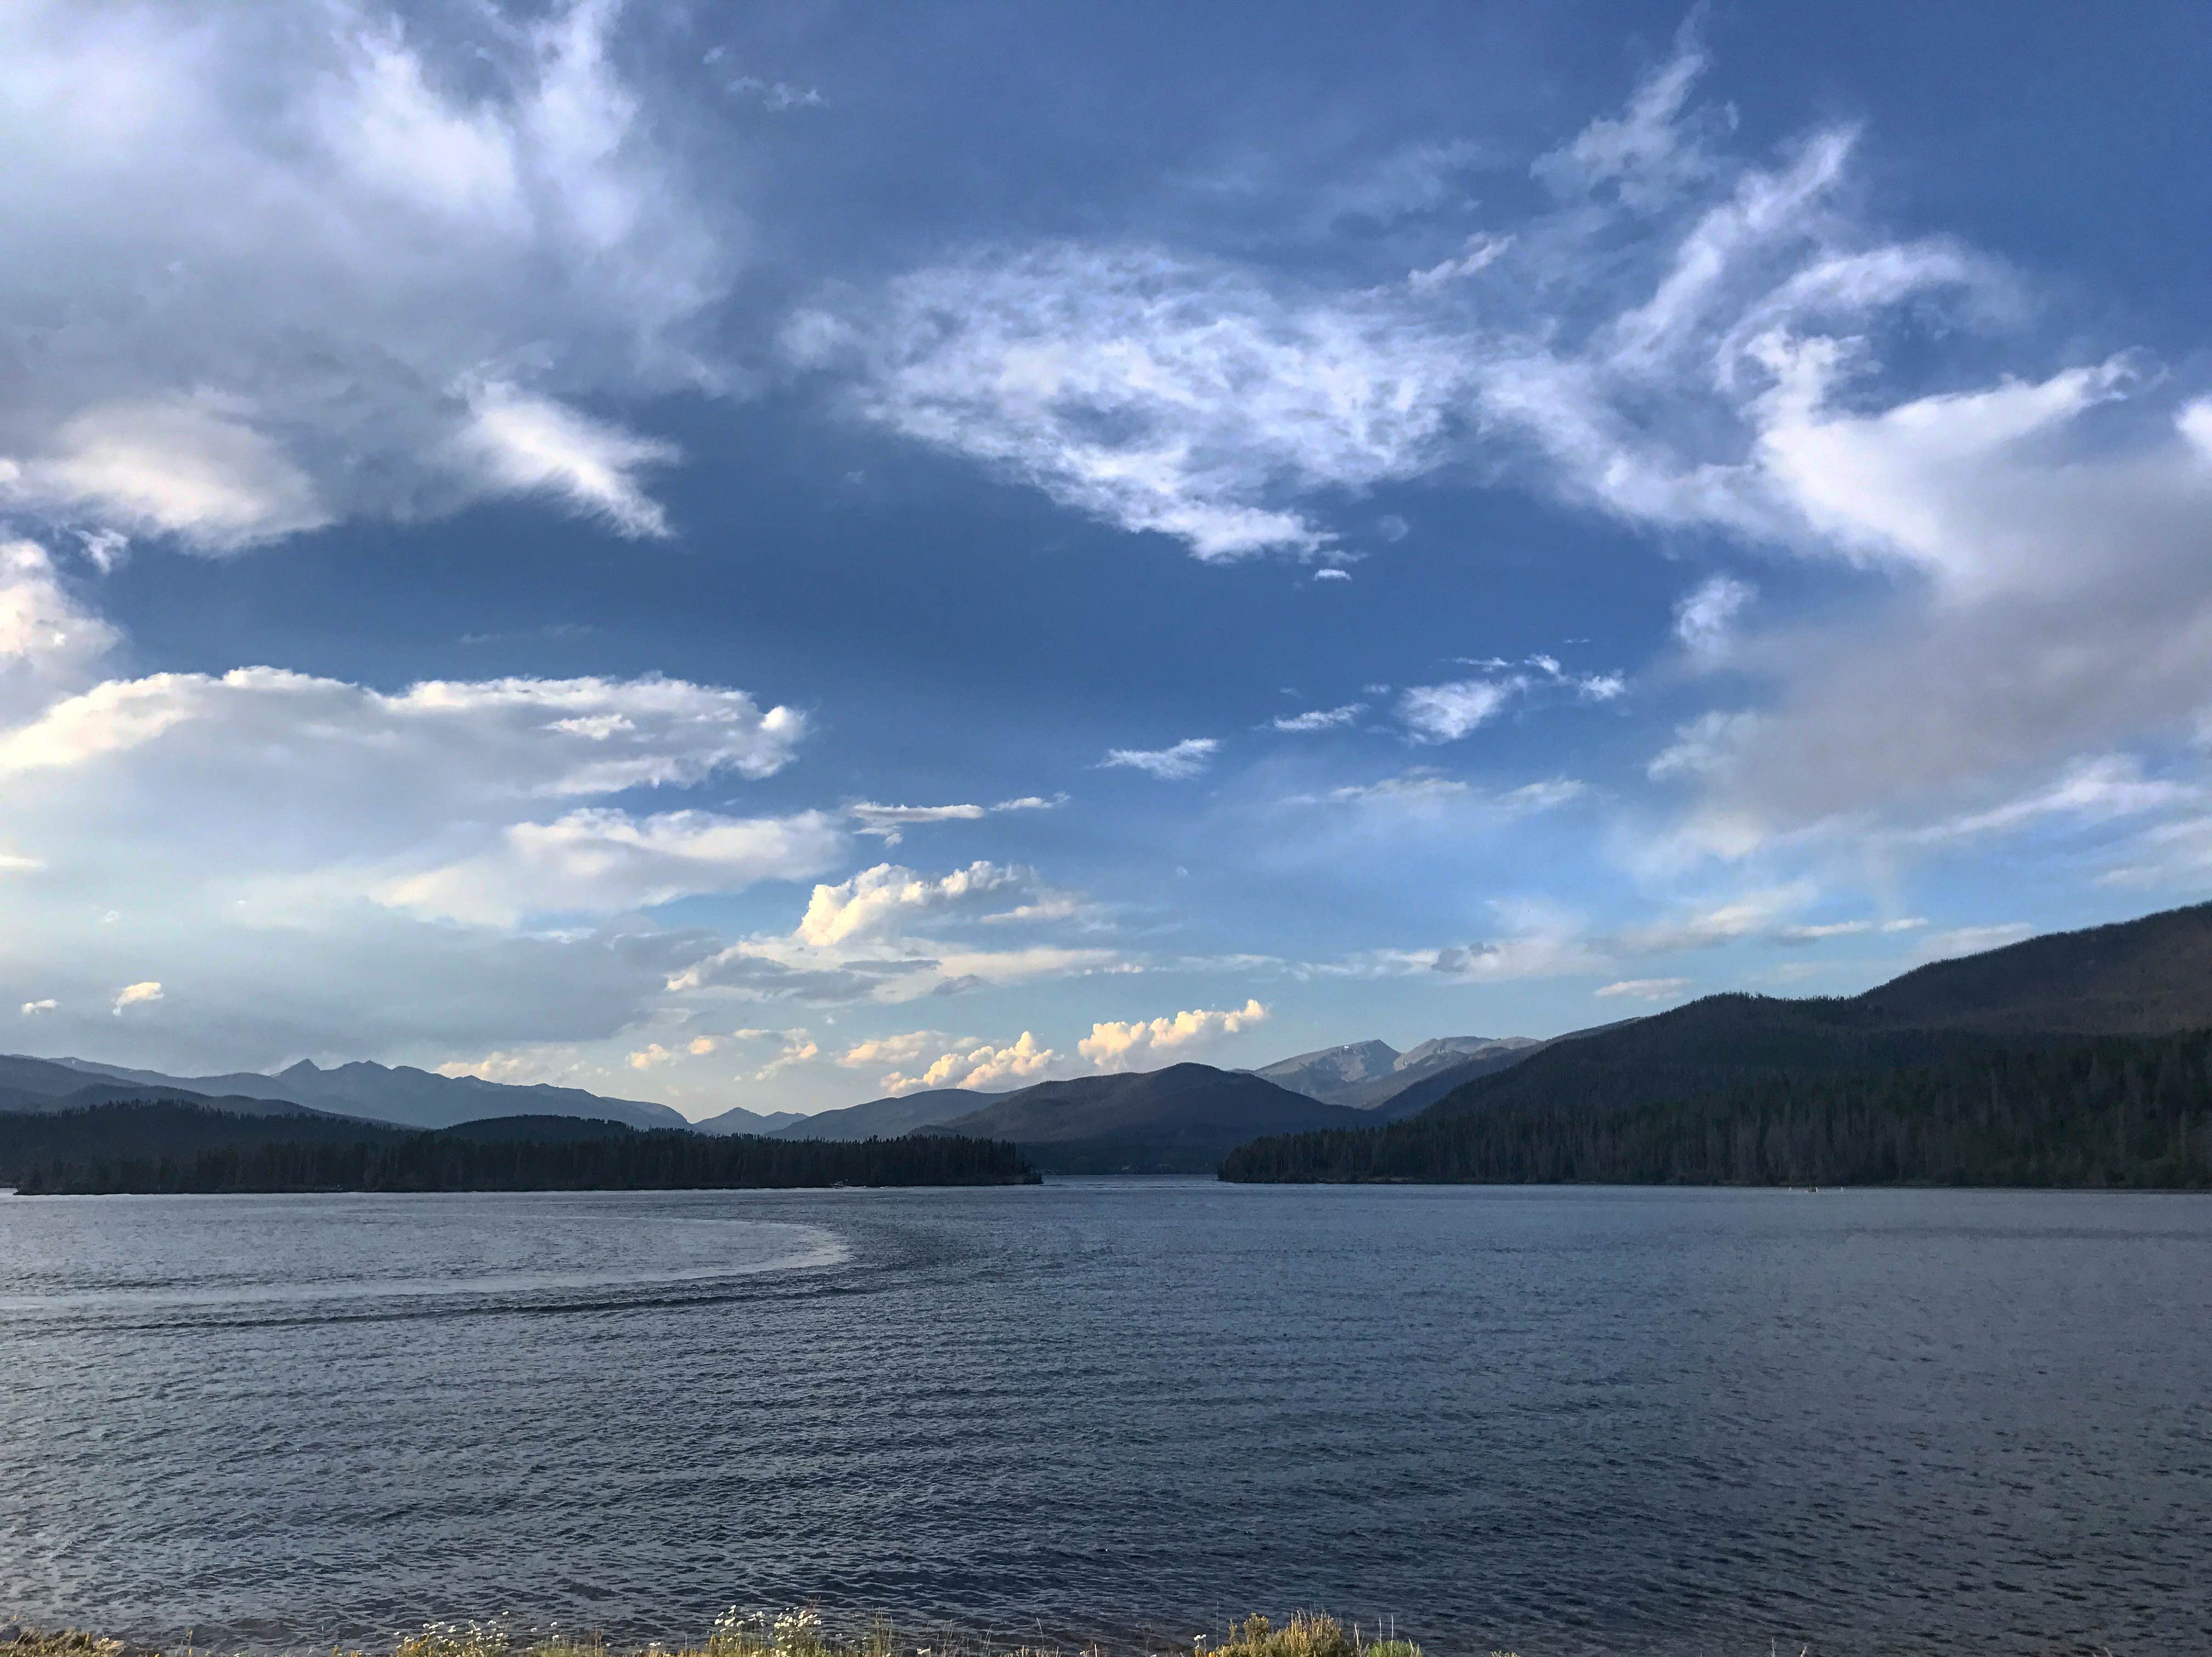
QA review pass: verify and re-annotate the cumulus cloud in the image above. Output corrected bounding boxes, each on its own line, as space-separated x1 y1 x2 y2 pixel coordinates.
667 857 1118 1009
20 999 56 1017
0 558 834 1067
1077 998 1268 1070
796 861 1045 946
880 1031 1058 1094
0 1 733 550
839 1031 939 1068
111 980 163 1014
1100 738 1218 779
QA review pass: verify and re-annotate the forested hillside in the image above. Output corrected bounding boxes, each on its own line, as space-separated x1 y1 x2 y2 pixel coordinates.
1222 903 2212 1187
1220 1031 2212 1187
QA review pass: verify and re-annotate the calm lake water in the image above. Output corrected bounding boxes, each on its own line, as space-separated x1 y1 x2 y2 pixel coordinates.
1 1181 2207 1657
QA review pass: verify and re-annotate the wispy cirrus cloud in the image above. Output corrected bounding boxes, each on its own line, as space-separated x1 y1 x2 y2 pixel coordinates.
0 1 736 551
787 35 2212 873
1099 737 1219 779
847 792 1067 844
1270 703 1366 732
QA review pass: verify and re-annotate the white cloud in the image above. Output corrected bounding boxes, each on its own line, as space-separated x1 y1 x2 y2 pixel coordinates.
881 1031 1058 1095
726 76 825 113
663 855 1120 1013
1077 998 1268 1070
0 669 806 796
380 807 844 926
112 980 163 1014
754 1035 819 1079
20 999 56 1016
849 802 986 838
1299 769 1471 808
627 1042 676 1071
785 38 2212 864
847 793 1067 843
1595 977 1690 1002
1285 770 1583 822
1408 233 1513 295
839 1031 939 1068
1397 680 1513 743
1613 886 1818 955
1101 737 1218 779
9 397 329 549
1271 703 1365 732
1773 917 1927 943
0 541 120 717
0 565 837 1072
1912 756 2199 844
1313 567 1354 581
785 245 1471 559
451 385 679 539
1649 710 1765 781
0 1 733 550
795 861 1043 947
1531 36 1717 208
1674 574 1756 660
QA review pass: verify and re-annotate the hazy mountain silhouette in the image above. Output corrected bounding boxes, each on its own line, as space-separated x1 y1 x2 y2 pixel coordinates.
768 1088 991 1141
31 1054 718 1133
918 1062 1365 1172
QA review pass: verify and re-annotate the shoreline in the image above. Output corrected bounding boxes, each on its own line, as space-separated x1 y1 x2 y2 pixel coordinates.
0 1614 1437 1657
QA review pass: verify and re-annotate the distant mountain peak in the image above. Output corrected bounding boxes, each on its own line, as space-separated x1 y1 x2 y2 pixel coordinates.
1253 1034 1540 1109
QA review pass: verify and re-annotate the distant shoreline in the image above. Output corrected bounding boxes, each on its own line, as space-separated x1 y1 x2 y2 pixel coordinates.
0 1102 1038 1195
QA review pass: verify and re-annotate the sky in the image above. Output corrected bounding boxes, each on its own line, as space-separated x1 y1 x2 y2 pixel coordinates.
5 1 2212 1118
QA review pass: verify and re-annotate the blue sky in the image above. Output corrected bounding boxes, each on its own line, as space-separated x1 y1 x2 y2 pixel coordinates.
5 1 2212 1116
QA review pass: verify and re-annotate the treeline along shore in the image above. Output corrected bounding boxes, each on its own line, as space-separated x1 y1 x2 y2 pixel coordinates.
1220 1028 2212 1186
1 1102 1037 1194
1220 904 2212 1187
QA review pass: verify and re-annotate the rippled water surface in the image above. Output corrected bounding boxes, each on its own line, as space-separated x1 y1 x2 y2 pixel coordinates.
2 1181 2207 1656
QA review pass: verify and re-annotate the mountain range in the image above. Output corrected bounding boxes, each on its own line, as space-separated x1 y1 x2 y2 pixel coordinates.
1251 1035 1545 1109
16 900 2212 1187
0 1054 795 1134
1223 900 2212 1187
0 1026 1564 1163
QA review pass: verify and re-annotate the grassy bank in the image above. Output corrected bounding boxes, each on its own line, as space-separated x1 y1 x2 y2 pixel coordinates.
1 1611 1450 1657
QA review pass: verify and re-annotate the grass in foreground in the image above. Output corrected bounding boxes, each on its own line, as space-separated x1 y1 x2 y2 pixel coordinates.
2 1610 1480 1657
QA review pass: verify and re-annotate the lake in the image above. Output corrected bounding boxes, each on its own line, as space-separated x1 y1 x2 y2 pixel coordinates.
1 1181 2206 1656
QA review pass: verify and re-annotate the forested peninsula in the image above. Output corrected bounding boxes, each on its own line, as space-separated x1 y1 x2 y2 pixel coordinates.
2 1102 1036 1194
